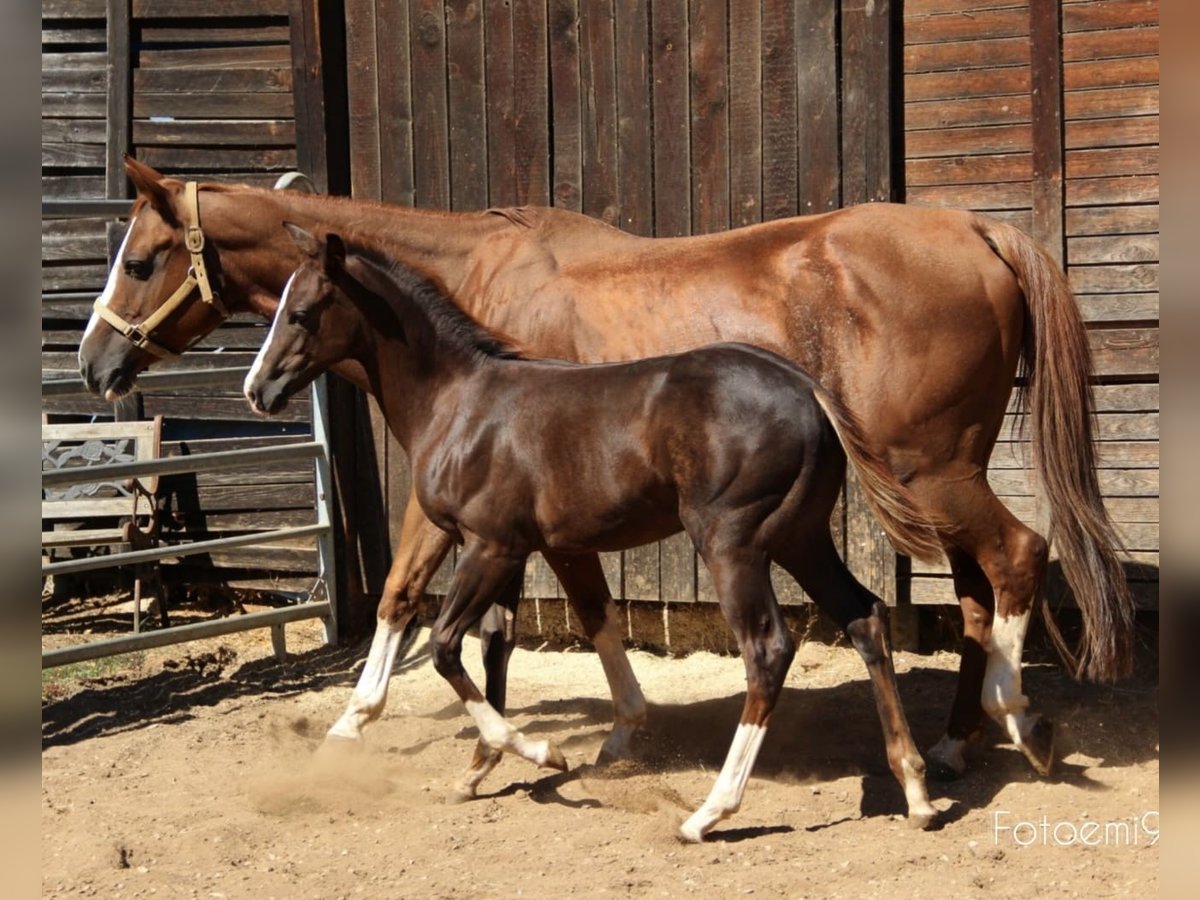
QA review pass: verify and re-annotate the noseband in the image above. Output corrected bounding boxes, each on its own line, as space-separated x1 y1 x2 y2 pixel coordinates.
92 181 229 359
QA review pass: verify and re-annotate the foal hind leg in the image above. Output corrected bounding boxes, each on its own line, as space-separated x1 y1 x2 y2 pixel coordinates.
680 549 795 842
918 478 1054 777
325 496 453 744
543 551 647 762
780 535 936 829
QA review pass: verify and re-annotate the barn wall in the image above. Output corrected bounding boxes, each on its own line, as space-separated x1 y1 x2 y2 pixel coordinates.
901 0 1159 608
334 0 903 622
41 0 324 596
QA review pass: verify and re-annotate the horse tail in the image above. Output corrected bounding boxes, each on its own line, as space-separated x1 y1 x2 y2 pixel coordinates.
811 387 943 565
974 215 1136 682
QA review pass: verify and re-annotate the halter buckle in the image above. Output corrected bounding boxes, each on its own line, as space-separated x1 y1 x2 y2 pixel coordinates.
185 225 205 253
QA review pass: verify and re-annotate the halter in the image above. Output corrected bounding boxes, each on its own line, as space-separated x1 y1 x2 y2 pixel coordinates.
92 181 229 359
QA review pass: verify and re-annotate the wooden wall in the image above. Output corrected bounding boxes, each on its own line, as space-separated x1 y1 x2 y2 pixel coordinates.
902 0 1159 607
335 0 903 622
41 0 323 596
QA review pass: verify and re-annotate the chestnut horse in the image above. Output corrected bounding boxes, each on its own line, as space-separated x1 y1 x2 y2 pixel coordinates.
244 226 942 840
79 157 1134 782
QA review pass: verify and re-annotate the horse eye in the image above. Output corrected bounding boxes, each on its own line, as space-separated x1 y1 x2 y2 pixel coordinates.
123 259 153 281
287 307 312 327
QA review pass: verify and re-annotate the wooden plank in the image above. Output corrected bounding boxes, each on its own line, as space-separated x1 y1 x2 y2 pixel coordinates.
904 6 1029 44
908 93 1034 132
580 0 619 225
906 124 1032 158
906 182 1033 210
1066 146 1157 179
132 119 296 146
1065 203 1158 236
1088 327 1159 376
1030 0 1065 266
1065 115 1158 150
1076 293 1159 323
1070 263 1158 294
43 143 106 169
446 0 488 210
614 0 653 233
904 36 1029 74
133 92 294 119
549 0 583 211
1062 0 1158 33
987 467 1158 498
131 0 289 15
484 0 517 207
688 0 729 233
131 147 299 171
990 440 1158 469
1064 56 1158 91
138 26 291 44
909 576 1158 607
376 0 415 205
906 152 1032 186
133 67 292 94
651 0 690 235
1068 234 1158 265
905 0 1029 14
761 0 797 220
1062 25 1158 62
411 0 451 209
1066 174 1157 206
512 0 550 206
136 45 293 69
1064 85 1158 120
727 0 761 227
43 0 106 17
905 65 1030 103
42 94 106 118
1000 410 1158 441
42 70 109 93
41 118 107 145
797 0 839 212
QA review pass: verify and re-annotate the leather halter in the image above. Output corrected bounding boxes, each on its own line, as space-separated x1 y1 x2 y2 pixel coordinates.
92 181 229 359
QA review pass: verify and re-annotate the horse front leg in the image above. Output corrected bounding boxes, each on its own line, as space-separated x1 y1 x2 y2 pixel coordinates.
324 493 453 745
542 550 647 763
434 543 567 797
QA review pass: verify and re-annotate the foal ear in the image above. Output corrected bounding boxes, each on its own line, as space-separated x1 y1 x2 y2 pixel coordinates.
124 154 179 227
322 232 347 276
282 221 322 258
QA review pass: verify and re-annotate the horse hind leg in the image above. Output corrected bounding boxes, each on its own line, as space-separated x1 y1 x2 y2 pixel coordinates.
680 549 795 842
779 535 937 829
919 479 1054 778
324 497 452 746
542 550 648 763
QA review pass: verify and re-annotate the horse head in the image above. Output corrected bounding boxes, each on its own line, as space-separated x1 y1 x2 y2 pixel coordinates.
79 156 234 400
244 225 358 415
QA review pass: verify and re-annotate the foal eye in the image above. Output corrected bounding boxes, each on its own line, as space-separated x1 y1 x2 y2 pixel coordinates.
123 259 153 281
287 308 312 327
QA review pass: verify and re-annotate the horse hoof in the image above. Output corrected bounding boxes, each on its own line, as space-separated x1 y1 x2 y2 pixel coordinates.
907 808 938 831
449 785 478 804
677 822 706 844
1019 716 1056 777
543 744 568 772
315 734 363 759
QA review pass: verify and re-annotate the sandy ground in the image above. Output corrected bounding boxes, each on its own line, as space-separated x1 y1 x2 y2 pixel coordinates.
42 597 1158 899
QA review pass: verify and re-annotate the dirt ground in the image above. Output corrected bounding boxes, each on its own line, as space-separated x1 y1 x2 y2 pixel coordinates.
42 595 1158 899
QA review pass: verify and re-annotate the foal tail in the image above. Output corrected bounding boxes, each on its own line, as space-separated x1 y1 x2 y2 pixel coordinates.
975 216 1136 682
811 388 943 566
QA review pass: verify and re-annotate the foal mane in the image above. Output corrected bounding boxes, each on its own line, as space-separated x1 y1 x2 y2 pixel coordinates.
337 240 524 363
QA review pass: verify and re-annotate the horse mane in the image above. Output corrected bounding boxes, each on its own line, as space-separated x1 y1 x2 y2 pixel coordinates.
338 239 524 363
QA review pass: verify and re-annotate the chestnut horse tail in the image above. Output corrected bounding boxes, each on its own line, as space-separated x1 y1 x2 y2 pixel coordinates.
811 387 943 566
975 215 1136 682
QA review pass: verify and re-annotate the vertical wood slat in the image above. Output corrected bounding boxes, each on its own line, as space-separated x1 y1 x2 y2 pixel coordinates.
727 0 762 227
651 0 690 238
485 0 517 207
549 0 583 211
376 0 414 205
411 0 450 209
797 0 840 212
689 0 729 234
614 0 652 235
841 0 898 605
761 0 798 221
288 0 329 193
580 0 619 225
512 0 551 206
105 0 131 200
1030 0 1066 266
446 0 488 210
344 0 382 200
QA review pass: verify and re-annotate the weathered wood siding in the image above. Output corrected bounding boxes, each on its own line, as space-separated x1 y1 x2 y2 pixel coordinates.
902 0 1159 607
338 0 902 614
41 0 322 595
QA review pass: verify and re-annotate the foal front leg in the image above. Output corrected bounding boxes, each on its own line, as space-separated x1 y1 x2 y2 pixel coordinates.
434 543 568 793
325 497 452 744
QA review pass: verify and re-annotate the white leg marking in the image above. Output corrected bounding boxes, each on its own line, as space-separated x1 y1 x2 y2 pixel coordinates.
244 269 297 400
592 605 647 760
901 758 938 827
325 615 409 742
680 722 767 843
464 699 564 770
80 217 137 357
982 609 1034 745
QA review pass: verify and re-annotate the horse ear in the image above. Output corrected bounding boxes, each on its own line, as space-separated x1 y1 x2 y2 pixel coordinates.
282 221 322 258
123 154 179 226
323 233 347 275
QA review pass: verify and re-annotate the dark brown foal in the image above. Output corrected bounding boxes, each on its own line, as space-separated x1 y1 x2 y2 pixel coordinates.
244 227 941 840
